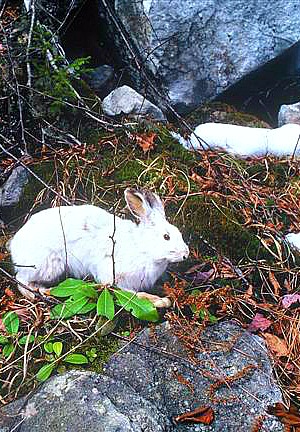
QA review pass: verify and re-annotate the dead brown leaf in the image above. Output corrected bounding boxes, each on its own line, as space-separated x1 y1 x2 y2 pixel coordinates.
263 333 289 357
267 402 300 427
191 172 216 190
135 132 157 153
269 271 281 296
175 405 214 425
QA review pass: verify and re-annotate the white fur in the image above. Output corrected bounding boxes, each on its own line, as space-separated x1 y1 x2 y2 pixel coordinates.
9 189 189 300
171 123 300 157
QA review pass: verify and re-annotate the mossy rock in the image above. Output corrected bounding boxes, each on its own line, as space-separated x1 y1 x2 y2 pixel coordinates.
184 101 270 130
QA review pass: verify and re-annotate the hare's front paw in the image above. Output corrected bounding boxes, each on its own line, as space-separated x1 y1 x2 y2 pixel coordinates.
136 292 171 308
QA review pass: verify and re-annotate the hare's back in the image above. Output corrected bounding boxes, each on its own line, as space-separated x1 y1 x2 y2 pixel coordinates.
12 205 113 247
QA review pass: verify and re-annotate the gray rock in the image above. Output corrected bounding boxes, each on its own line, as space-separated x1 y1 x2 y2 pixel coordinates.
102 85 166 121
0 166 29 207
278 101 300 126
113 0 300 112
105 321 283 431
84 65 116 99
0 321 283 431
0 372 170 432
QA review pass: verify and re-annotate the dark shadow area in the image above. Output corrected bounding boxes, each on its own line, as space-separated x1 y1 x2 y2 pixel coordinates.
217 41 300 126
59 0 118 67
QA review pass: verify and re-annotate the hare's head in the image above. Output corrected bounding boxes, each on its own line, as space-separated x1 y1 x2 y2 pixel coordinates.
125 188 189 263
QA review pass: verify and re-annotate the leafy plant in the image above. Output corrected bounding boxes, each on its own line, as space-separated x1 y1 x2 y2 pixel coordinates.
37 339 88 382
49 278 159 323
32 23 91 116
0 312 36 359
85 347 97 363
189 299 218 324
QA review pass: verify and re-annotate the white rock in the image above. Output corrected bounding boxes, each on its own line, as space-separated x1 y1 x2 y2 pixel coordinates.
102 85 166 121
278 102 300 127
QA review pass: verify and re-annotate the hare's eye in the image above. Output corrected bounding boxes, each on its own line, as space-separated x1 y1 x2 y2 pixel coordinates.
164 234 170 241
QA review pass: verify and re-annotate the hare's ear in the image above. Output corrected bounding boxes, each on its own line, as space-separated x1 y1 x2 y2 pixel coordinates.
125 188 165 221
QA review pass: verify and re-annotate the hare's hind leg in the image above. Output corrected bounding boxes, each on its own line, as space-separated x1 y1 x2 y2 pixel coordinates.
16 280 37 300
15 251 67 299
16 279 50 300
136 292 171 308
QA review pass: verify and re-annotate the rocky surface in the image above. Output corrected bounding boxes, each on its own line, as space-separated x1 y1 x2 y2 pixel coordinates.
278 101 300 126
113 0 300 112
84 65 116 98
0 321 283 431
102 85 166 120
0 166 29 208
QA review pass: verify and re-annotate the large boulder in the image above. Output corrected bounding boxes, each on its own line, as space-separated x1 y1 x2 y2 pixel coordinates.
0 321 283 431
113 0 300 112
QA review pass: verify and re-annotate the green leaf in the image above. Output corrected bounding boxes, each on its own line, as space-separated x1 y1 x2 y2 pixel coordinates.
2 343 14 358
44 342 53 353
53 341 63 357
63 353 88 364
77 302 97 314
3 312 19 335
114 290 159 322
0 335 9 345
97 288 115 320
50 297 88 320
96 316 118 336
70 291 87 301
36 363 55 382
208 312 218 324
74 284 98 300
50 278 87 297
19 335 35 345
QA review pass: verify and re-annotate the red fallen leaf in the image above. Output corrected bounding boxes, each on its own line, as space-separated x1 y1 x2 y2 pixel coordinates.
248 313 272 333
174 406 214 425
0 252 8 261
282 293 300 309
135 132 157 153
4 288 16 298
191 172 216 190
267 402 300 426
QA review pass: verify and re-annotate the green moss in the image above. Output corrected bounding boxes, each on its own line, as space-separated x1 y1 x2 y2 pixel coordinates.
224 112 268 128
114 159 145 182
175 194 269 263
82 335 119 374
184 102 269 129
159 127 196 164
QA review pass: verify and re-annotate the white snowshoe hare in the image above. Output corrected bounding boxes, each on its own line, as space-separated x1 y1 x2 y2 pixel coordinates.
9 188 189 308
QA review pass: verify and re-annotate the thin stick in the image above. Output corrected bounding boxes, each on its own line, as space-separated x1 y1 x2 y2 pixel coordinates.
25 0 35 88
